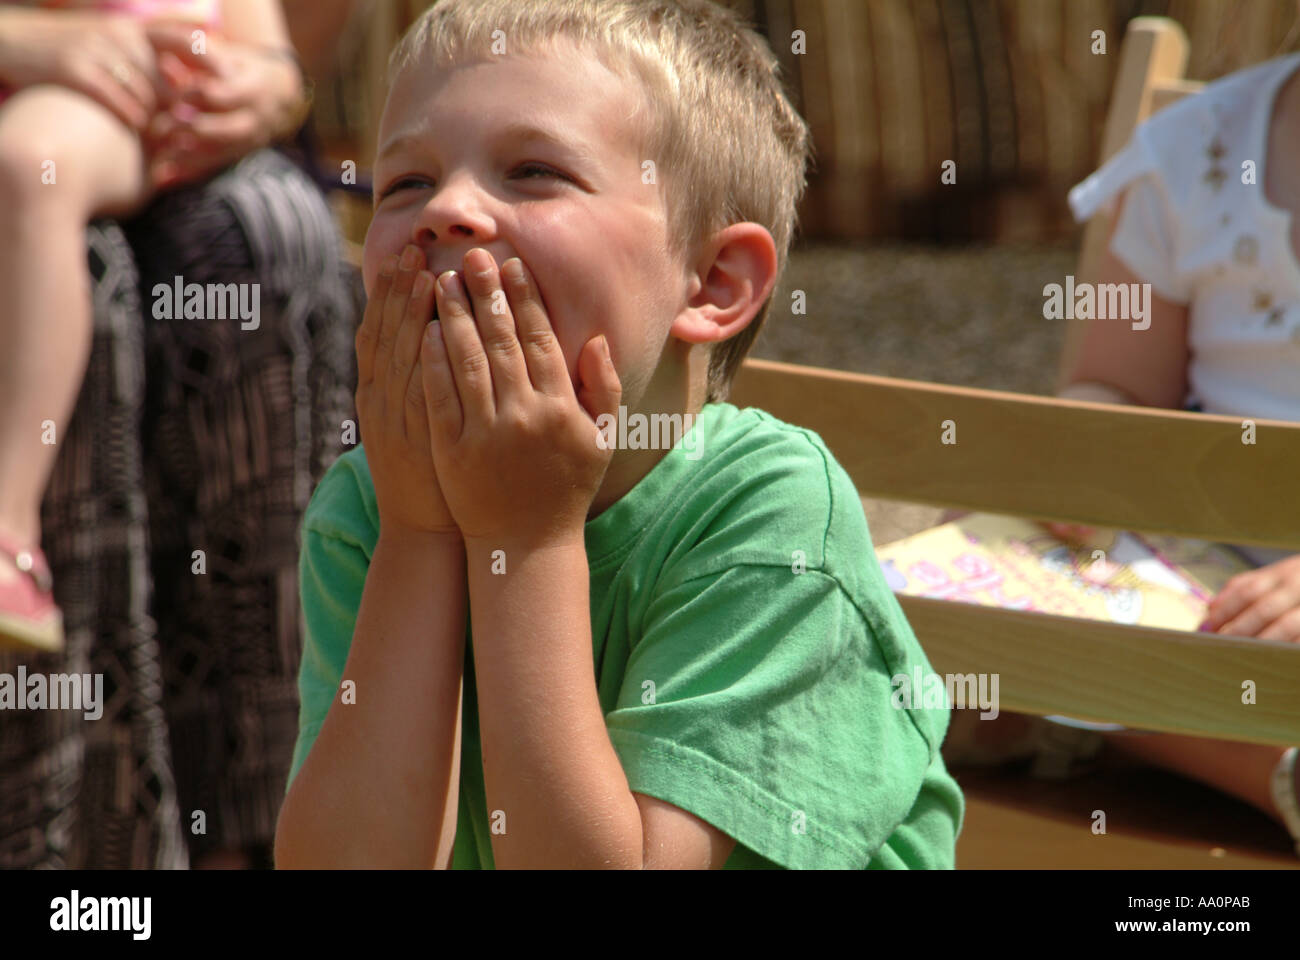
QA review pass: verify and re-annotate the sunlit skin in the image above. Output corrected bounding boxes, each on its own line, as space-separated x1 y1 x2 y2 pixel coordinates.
366 40 777 519
349 40 778 867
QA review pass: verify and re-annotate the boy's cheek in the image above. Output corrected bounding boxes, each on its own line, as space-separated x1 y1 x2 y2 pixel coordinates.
361 217 398 300
360 245 378 301
361 261 374 301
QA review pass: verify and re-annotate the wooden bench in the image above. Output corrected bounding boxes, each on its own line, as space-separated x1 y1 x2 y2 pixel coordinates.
311 7 1299 866
730 17 1300 867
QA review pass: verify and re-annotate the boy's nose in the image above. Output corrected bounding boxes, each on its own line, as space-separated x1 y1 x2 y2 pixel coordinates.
410 187 495 250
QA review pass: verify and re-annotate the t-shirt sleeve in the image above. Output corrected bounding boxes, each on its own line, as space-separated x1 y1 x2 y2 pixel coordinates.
286 527 367 790
603 561 936 870
1068 127 1191 303
286 467 373 792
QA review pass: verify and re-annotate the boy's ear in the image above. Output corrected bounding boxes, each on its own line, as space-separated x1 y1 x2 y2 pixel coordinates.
670 224 778 345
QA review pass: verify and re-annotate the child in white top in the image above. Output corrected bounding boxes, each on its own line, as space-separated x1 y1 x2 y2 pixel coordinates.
1069 52 1300 426
1059 50 1300 854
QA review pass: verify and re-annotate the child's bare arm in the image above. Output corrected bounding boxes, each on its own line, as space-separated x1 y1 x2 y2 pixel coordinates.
217 0 293 47
419 251 648 868
275 530 466 869
1060 189 1191 409
277 245 467 868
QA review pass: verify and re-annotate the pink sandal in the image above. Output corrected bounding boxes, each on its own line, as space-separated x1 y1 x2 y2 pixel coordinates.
0 534 63 653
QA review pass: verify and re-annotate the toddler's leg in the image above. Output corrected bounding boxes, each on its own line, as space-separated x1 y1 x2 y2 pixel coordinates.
1103 731 1292 831
0 85 151 559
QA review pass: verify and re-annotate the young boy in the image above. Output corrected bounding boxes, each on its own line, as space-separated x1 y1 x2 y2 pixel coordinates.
274 0 964 869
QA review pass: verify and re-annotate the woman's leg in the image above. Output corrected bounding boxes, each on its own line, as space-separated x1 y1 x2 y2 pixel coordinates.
126 148 355 868
0 85 151 573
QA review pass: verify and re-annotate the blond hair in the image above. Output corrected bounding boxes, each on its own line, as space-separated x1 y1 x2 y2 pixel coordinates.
387 0 812 403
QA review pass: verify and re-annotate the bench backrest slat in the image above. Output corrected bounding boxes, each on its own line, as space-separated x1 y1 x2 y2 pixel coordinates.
902 596 1300 747
730 359 1300 550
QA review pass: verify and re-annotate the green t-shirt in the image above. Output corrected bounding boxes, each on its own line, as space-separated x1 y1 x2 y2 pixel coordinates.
288 402 964 868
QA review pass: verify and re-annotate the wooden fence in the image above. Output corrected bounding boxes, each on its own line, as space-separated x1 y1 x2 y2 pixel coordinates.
309 0 1300 245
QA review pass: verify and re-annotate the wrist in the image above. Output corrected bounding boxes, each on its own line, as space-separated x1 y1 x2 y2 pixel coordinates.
247 44 311 138
378 523 465 553
463 529 586 559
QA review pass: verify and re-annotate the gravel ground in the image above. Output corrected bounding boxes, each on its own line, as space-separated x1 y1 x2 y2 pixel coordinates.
749 240 1080 545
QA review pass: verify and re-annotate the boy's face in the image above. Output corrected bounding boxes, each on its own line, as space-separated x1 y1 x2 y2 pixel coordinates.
366 41 683 404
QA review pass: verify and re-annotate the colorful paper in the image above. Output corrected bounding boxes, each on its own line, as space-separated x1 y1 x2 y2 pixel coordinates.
876 513 1254 631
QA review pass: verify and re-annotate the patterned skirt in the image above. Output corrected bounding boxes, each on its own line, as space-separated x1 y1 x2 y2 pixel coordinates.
0 148 357 869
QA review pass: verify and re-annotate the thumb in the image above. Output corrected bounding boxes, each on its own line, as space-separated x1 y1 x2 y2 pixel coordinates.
1042 521 1096 543
576 335 621 423
157 52 193 98
147 22 230 76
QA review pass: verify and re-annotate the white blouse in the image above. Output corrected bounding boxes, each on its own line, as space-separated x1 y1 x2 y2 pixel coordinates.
1068 52 1300 425
1068 55 1300 568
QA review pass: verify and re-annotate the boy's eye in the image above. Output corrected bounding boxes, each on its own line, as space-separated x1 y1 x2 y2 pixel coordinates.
379 177 431 199
513 163 568 181
378 164 569 200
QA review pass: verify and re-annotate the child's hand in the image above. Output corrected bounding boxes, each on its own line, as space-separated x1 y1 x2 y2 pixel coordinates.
1203 554 1300 642
0 10 165 130
355 244 459 538
1040 521 1097 543
418 248 621 548
142 26 305 190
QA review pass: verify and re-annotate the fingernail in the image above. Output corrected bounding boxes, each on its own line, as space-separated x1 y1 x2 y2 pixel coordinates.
437 271 459 296
399 246 419 270
413 271 433 296
502 258 524 282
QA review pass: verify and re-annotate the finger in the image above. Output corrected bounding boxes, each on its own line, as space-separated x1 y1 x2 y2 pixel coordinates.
185 108 260 146
100 53 158 116
114 26 166 107
1219 584 1299 639
463 251 530 409
1206 573 1274 631
157 51 194 100
1257 608 1300 644
1043 522 1095 543
355 254 397 386
502 257 568 396
576 335 622 425
433 269 495 426
146 23 228 74
177 77 249 113
74 63 150 129
145 109 179 146
421 321 463 449
392 271 435 446
376 246 423 387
